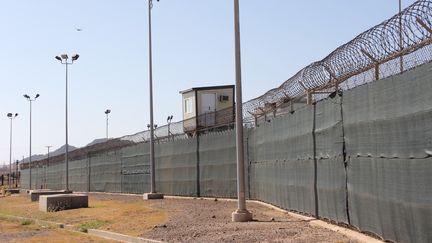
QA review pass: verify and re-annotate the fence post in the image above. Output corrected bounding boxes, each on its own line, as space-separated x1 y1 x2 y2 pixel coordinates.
196 134 201 197
87 153 91 192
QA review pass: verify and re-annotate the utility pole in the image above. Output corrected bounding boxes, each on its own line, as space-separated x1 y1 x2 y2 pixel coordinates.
143 0 164 200
231 0 252 222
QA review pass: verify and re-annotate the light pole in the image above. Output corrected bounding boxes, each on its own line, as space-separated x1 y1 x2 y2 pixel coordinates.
15 160 19 188
7 113 18 187
143 0 163 200
45 146 52 189
55 53 79 191
167 115 173 140
105 109 111 139
399 0 403 73
24 93 40 189
232 0 252 222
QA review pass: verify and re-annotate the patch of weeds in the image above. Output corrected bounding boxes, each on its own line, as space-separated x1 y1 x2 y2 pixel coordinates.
20 219 33 225
76 219 111 233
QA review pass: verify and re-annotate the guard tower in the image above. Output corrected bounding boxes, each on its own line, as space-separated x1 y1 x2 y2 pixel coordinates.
180 85 235 135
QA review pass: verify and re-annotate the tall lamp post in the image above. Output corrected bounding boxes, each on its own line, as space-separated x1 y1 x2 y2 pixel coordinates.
45 145 52 189
105 109 111 139
143 0 163 200
55 53 79 191
167 115 173 140
24 93 40 189
232 0 252 222
399 0 403 73
15 160 19 188
7 113 18 187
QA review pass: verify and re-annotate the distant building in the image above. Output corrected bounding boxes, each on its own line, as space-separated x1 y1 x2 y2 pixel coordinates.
179 85 235 135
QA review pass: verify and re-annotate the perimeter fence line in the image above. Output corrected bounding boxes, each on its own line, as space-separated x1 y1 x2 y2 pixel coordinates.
20 59 432 243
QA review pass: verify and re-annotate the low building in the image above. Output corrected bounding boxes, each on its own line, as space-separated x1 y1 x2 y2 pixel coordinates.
180 85 235 135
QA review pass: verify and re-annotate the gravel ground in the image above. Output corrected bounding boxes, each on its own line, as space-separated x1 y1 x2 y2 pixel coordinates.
92 194 356 243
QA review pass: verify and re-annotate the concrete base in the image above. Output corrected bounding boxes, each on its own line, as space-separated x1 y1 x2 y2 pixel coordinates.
39 194 88 212
5 188 20 194
143 192 164 200
19 189 31 194
30 190 72 202
232 209 253 222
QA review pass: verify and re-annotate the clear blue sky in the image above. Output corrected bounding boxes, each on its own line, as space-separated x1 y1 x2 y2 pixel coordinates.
0 0 415 165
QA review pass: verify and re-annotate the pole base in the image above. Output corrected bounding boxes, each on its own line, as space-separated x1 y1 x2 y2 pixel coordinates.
143 192 164 200
232 209 253 222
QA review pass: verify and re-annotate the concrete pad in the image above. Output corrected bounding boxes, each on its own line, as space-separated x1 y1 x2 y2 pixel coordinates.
232 209 253 222
30 190 72 202
143 192 164 200
5 188 20 194
39 194 88 212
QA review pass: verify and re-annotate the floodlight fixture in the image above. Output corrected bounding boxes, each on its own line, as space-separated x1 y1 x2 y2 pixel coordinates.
55 56 62 61
105 109 111 114
35 94 40 99
61 54 68 60
7 113 12 118
329 91 337 99
72 54 79 61
24 94 30 99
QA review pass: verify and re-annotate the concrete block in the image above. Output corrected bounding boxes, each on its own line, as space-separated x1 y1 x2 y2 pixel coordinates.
19 189 30 194
30 190 72 202
5 188 20 194
39 194 88 212
143 193 164 200
232 209 253 222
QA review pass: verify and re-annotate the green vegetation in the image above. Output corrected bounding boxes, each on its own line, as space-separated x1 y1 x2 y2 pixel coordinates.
76 219 111 233
20 219 33 225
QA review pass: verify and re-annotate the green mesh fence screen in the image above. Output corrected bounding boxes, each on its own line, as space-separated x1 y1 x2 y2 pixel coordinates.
19 61 432 243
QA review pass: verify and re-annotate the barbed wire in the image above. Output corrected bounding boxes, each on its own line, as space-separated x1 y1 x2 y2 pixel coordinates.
243 0 432 122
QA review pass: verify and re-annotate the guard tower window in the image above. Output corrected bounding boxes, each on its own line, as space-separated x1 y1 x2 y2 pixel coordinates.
185 98 193 114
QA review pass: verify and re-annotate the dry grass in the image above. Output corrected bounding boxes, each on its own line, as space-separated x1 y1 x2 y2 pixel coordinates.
0 218 115 242
0 194 167 236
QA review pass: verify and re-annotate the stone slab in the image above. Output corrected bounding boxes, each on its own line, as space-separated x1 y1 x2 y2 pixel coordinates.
30 190 72 202
39 194 88 212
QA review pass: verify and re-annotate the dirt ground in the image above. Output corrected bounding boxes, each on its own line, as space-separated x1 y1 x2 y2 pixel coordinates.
92 194 356 243
0 193 358 242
